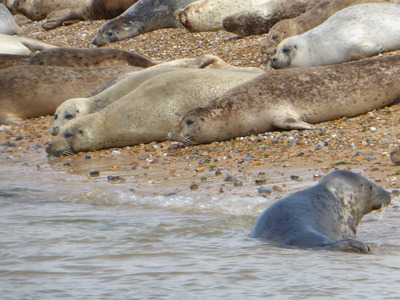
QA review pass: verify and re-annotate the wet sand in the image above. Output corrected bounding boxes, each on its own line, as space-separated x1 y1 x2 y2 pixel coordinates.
1 15 399 201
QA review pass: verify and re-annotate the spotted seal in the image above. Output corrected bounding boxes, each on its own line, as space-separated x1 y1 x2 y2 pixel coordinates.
92 0 196 46
45 68 263 156
0 3 23 35
269 3 400 69
168 55 400 145
251 170 391 252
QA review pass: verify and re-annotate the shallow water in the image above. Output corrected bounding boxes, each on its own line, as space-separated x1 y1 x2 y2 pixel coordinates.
1 151 400 299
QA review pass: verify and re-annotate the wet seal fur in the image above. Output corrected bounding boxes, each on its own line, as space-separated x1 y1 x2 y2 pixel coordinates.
269 3 400 69
222 0 320 37
251 170 391 253
27 47 156 68
92 0 196 46
168 55 400 145
45 68 263 156
261 0 400 56
0 3 23 35
0 65 142 124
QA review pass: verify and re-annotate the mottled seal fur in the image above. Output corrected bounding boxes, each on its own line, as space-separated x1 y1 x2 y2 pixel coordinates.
0 34 58 55
222 0 320 37
168 55 400 145
0 65 142 124
0 3 23 35
269 3 400 69
251 170 391 252
45 68 262 156
27 47 156 68
261 0 400 56
92 0 196 46
0 54 30 70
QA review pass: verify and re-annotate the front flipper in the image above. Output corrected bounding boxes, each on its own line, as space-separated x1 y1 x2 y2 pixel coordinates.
273 114 316 130
323 239 371 253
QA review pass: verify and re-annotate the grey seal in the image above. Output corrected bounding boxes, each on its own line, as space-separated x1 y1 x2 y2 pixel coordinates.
251 170 391 253
0 3 23 35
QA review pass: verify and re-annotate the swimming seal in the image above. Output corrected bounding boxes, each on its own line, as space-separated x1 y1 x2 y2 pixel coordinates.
0 65 142 124
222 0 320 37
168 55 400 145
27 47 156 68
92 0 196 46
260 0 400 56
45 68 263 156
269 3 400 69
0 3 23 35
251 170 391 252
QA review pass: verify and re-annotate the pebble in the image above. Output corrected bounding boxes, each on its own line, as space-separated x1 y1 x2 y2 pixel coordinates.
258 186 272 194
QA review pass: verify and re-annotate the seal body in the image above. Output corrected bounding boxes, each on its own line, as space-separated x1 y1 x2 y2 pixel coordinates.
0 65 141 124
222 0 320 37
0 34 58 55
0 3 23 35
92 0 196 46
269 3 400 69
45 68 262 156
261 0 400 56
27 48 156 68
0 54 30 71
168 55 400 145
251 170 391 252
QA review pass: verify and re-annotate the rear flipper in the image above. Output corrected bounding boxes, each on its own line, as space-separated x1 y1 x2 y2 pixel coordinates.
322 239 371 253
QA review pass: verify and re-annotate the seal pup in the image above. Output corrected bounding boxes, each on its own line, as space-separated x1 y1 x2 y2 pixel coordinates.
0 65 142 124
92 0 196 46
45 68 263 156
0 34 58 55
222 0 320 37
269 3 400 69
27 48 156 68
260 0 400 56
251 170 391 253
0 4 23 35
168 55 400 145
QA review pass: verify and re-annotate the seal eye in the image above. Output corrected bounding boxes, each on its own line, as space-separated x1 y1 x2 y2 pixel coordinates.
271 35 278 41
54 114 58 120
65 113 73 120
186 119 194 126
64 132 73 138
78 130 84 135
282 48 291 54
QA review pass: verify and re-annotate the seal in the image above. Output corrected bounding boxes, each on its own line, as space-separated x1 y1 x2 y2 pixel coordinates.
0 3 23 35
27 47 157 68
92 0 196 46
50 55 263 136
251 170 391 253
222 0 320 37
260 0 400 56
269 3 400 69
0 65 142 124
45 68 263 156
0 34 58 55
0 54 30 71
168 55 400 145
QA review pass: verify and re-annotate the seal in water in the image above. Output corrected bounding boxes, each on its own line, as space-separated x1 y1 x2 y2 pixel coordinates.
45 68 263 156
168 55 400 145
251 170 391 252
91 0 196 46
269 3 400 69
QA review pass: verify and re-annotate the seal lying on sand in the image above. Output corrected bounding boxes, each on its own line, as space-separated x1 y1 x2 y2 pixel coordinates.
0 65 142 124
168 55 400 145
27 47 157 68
45 68 263 156
92 0 196 46
222 0 320 37
269 3 400 68
0 54 30 70
0 3 23 35
260 0 400 56
0 34 58 55
251 170 391 253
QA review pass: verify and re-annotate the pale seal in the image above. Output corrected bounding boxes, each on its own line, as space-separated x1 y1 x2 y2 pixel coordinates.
269 3 400 69
0 3 23 35
261 0 400 56
168 55 400 145
27 47 156 68
92 0 196 46
45 68 263 156
222 0 320 37
0 65 142 124
0 34 58 55
251 170 391 253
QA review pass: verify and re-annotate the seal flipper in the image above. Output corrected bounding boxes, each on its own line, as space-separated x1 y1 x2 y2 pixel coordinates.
323 239 371 253
272 114 316 130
